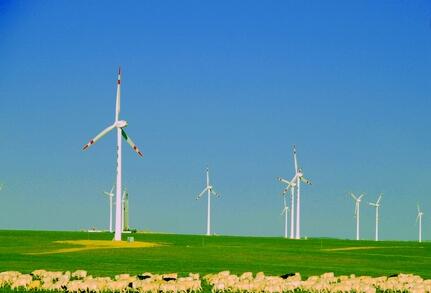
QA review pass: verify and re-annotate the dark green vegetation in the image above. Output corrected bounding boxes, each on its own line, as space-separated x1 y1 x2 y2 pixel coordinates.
0 230 430 279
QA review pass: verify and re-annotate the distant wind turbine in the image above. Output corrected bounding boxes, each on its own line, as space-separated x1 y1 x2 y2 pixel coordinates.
281 195 289 238
416 204 424 243
277 175 296 239
277 148 298 240
82 67 143 241
277 146 311 239
349 193 365 240
103 184 115 233
196 167 219 236
369 193 383 241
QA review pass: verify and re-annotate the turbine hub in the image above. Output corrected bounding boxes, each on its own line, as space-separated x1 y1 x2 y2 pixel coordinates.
116 120 128 128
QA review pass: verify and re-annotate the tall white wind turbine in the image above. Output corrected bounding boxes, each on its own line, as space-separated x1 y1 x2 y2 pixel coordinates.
281 195 289 238
349 193 364 240
196 167 219 236
293 146 312 239
277 146 311 240
103 184 115 233
416 204 424 243
369 193 383 241
83 67 143 241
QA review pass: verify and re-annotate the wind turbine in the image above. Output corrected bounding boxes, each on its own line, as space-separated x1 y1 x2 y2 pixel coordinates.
349 193 364 240
281 195 289 238
103 184 115 233
416 204 424 243
196 167 219 236
293 146 312 239
369 193 383 241
277 174 297 239
83 67 143 241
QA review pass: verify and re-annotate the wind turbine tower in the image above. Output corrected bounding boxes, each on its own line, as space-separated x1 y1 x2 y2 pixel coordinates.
196 167 219 236
83 67 143 241
369 193 383 241
122 189 129 231
349 193 364 240
417 204 424 243
293 146 312 239
103 185 115 232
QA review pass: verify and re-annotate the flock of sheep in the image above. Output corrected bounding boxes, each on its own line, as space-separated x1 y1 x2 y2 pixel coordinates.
1 270 430 293
0 270 200 293
205 271 430 293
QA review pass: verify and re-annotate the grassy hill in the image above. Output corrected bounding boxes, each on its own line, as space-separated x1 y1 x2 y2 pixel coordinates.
0 230 429 278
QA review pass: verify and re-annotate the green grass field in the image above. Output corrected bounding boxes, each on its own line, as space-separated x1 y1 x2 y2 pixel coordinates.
0 230 430 279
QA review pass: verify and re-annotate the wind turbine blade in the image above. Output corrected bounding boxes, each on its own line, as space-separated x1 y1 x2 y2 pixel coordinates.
350 193 358 201
115 67 121 121
277 177 291 185
358 194 365 201
121 129 143 157
417 204 421 213
110 184 115 194
211 189 219 197
376 194 383 205
300 176 312 185
293 145 298 172
196 187 208 200
82 124 116 150
369 202 377 207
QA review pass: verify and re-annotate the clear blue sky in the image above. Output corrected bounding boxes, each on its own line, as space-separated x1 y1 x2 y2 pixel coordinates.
0 1 430 240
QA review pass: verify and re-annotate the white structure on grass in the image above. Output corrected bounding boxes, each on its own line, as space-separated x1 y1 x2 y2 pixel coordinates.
281 195 289 238
196 167 219 236
103 184 115 233
416 204 424 243
292 146 312 239
277 145 311 239
83 67 143 241
349 193 364 240
368 193 383 241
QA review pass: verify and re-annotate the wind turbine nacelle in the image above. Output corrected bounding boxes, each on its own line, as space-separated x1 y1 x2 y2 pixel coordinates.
116 120 128 128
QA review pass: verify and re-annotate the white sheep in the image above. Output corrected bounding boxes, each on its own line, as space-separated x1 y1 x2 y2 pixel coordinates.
71 270 88 280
